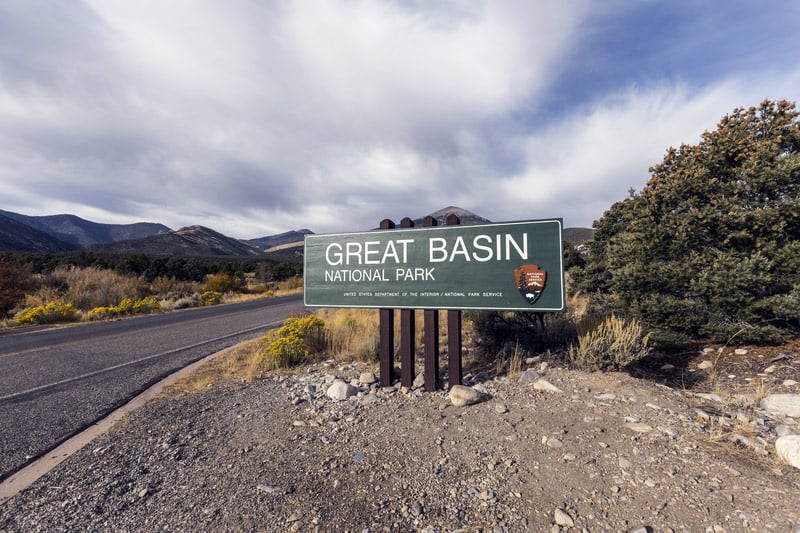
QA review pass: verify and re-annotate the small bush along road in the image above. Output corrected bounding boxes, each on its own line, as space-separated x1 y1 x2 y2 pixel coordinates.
0 294 304 481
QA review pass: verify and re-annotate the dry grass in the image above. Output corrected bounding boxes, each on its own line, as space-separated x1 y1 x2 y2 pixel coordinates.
314 308 475 363
315 308 380 362
20 267 145 313
568 314 651 371
507 342 524 380
155 338 264 399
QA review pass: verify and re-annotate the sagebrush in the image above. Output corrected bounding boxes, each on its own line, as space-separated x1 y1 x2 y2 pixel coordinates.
568 314 651 371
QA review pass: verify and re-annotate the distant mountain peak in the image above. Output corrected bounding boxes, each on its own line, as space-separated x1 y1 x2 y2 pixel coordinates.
246 229 315 252
416 206 491 226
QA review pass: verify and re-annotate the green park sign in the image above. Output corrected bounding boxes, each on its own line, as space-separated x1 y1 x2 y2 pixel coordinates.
303 218 565 312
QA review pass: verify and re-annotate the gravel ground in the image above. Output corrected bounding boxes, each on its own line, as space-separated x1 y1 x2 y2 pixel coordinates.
1 351 799 532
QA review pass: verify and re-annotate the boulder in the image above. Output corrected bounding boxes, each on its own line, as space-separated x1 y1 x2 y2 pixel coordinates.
326 379 357 401
359 372 377 386
448 385 483 407
776 435 800 469
761 394 800 418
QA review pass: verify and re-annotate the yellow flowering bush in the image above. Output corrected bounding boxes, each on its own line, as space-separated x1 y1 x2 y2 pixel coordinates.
261 314 326 368
88 297 161 320
200 291 222 306
15 301 81 325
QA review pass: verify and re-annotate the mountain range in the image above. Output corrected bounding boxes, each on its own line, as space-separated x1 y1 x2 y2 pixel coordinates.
0 207 592 256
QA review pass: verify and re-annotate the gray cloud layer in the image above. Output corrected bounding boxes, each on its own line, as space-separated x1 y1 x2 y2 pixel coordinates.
1 1 799 237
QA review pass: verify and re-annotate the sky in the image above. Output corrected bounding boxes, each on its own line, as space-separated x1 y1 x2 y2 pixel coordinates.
1 1 799 239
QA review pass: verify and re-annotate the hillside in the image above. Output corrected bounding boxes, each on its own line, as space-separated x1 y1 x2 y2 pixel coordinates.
0 213 78 253
0 210 172 247
246 229 314 251
87 226 262 257
563 227 593 246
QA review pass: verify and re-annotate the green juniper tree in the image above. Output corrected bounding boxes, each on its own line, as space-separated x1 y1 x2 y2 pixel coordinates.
578 100 800 345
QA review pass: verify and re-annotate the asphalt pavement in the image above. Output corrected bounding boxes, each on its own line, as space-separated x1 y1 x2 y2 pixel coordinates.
0 295 304 481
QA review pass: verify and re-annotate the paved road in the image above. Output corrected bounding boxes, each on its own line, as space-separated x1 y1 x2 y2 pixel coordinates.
0 295 304 481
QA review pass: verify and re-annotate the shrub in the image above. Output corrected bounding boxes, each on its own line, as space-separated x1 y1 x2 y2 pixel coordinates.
567 314 651 371
15 301 81 325
469 310 578 359
200 291 222 306
577 100 800 345
50 266 147 311
205 272 242 294
260 314 326 369
87 297 161 321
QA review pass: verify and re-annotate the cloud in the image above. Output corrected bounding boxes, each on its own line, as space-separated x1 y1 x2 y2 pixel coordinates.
0 1 799 237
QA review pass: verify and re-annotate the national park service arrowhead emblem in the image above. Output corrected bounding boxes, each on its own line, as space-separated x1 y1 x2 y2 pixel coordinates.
514 264 547 305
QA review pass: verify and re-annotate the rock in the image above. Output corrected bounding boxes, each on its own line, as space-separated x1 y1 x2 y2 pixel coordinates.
554 508 574 527
694 392 724 403
697 360 714 370
734 348 748 355
660 364 675 371
761 394 800 418
624 422 653 433
361 393 379 404
359 372 377 386
494 403 508 414
546 437 563 448
784 379 799 387
412 373 425 389
533 379 563 393
776 435 800 469
449 385 484 407
594 393 616 401
326 380 357 401
518 369 539 383
660 426 680 438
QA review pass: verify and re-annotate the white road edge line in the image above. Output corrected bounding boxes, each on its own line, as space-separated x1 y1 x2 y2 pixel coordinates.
0 320 284 506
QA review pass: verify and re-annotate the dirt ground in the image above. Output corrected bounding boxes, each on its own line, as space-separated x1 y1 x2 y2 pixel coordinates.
1 341 799 532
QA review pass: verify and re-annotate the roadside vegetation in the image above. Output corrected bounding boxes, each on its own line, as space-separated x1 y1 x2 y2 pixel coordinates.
0 257 302 329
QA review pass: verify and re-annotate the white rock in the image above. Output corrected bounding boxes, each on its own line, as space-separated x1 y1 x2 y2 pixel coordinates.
412 373 425 389
624 422 653 433
695 392 724 403
595 393 617 401
361 393 379 404
697 360 714 370
775 435 800 469
448 385 483 407
761 394 800 418
784 379 798 387
533 379 563 393
359 372 377 385
734 348 748 355
554 508 574 527
326 380 357 401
